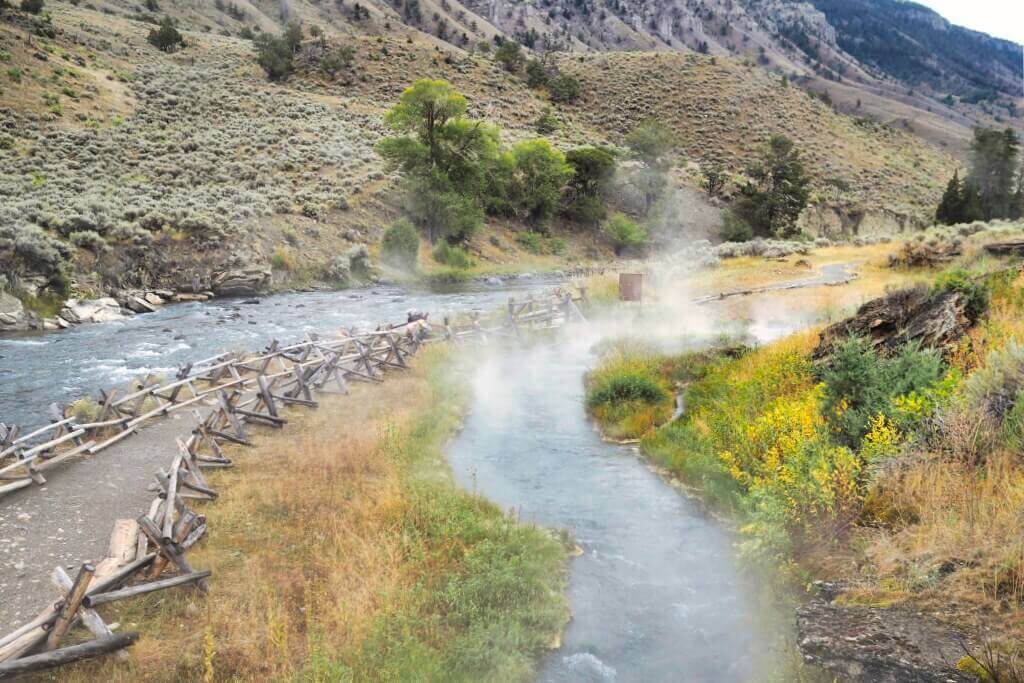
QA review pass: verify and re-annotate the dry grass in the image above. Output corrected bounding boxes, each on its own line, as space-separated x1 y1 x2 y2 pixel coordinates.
56 347 570 682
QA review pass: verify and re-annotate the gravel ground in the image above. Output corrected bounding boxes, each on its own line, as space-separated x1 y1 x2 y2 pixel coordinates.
0 411 200 633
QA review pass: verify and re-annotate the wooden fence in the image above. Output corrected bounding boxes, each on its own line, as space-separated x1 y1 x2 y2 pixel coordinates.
0 287 585 677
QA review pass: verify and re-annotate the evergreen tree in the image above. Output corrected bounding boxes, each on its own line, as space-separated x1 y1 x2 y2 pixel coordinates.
935 171 965 225
966 127 1020 220
736 135 811 238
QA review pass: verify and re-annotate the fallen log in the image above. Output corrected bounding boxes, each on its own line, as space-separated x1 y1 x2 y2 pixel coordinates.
0 632 139 679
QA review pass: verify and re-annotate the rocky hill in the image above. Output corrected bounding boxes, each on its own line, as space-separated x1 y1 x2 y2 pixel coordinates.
0 0 976 319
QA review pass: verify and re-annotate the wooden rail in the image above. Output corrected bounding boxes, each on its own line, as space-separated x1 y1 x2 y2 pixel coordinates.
0 286 585 676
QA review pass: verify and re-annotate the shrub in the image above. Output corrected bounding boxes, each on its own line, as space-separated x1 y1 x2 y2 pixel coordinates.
21 0 44 13
515 231 543 254
587 371 667 408
319 45 355 80
964 341 1024 422
602 213 647 255
381 218 420 270
147 17 184 52
525 59 548 88
271 245 298 271
548 73 580 103
566 146 616 198
346 244 371 279
719 210 753 242
68 230 107 251
431 241 473 269
254 31 295 81
562 195 605 226
820 337 944 448
933 267 989 319
534 107 561 134
495 40 523 73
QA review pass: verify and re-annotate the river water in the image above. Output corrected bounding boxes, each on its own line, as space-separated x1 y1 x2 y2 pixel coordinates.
0 279 556 429
447 326 781 682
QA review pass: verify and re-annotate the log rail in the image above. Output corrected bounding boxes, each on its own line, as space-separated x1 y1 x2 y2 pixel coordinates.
0 286 585 677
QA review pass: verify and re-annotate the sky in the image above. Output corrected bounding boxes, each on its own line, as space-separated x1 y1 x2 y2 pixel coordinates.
915 0 1024 45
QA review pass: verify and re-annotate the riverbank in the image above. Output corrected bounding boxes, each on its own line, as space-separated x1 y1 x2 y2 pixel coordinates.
55 345 571 681
583 258 1024 677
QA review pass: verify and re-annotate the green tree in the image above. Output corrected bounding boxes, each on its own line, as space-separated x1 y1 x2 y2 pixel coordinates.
566 146 616 198
147 17 184 52
702 165 727 197
624 119 674 165
966 127 1020 220
548 73 581 103
254 32 295 80
20 0 43 13
603 213 647 255
405 171 482 243
495 40 524 73
736 134 811 237
378 80 501 241
935 170 972 225
509 139 573 225
525 58 549 88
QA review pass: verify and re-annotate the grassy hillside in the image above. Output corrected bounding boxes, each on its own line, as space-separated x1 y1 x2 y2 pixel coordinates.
0 0 963 305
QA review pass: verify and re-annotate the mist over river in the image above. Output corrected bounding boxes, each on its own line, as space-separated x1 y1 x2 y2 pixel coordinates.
447 325 787 682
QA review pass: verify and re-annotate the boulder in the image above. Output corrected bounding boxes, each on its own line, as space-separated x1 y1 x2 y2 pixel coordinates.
796 600 972 682
143 292 165 306
125 296 157 313
211 267 271 297
0 292 30 332
61 298 128 324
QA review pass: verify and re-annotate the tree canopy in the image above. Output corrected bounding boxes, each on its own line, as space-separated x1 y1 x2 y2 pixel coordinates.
736 134 811 237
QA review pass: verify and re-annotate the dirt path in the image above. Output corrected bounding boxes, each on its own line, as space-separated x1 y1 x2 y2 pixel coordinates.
0 412 200 632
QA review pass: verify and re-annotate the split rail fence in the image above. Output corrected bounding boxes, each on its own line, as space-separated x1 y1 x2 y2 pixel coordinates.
0 286 586 678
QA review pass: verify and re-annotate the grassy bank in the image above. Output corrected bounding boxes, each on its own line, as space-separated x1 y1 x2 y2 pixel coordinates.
62 346 570 682
584 265 1024 663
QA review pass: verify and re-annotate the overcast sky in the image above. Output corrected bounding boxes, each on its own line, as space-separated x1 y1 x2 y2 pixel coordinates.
916 0 1024 45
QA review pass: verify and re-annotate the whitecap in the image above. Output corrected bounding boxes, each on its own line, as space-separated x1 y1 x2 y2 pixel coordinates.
562 652 617 681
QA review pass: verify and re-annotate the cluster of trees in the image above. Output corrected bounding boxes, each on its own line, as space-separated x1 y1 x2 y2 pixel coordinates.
493 39 581 103
936 127 1022 225
377 80 668 267
250 22 356 82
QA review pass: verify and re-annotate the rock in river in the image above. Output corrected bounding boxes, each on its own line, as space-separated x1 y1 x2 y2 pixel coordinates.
211 267 271 297
0 292 31 332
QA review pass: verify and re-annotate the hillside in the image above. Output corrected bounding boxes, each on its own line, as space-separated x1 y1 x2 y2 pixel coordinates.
0 0 965 311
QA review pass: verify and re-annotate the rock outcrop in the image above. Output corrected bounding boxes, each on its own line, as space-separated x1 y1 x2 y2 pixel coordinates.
211 267 271 297
0 292 31 332
814 285 975 358
797 600 972 682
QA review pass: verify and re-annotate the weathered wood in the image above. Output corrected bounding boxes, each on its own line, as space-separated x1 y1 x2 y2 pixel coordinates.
51 567 123 660
0 479 31 497
0 626 48 664
162 455 182 542
0 632 139 678
0 607 57 652
139 513 207 591
85 554 156 598
46 563 94 650
84 571 212 608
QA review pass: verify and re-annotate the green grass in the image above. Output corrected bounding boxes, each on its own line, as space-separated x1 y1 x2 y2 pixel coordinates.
342 350 572 681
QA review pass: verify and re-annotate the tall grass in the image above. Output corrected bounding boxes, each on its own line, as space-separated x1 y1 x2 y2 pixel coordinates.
61 347 570 682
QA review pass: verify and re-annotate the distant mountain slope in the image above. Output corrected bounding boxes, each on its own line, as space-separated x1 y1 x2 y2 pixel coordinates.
807 0 1022 100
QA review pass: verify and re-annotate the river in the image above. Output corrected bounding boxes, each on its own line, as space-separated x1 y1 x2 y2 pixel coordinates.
0 279 557 429
447 324 784 682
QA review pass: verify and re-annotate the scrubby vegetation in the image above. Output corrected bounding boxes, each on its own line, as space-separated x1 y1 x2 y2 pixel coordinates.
587 265 1024 653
